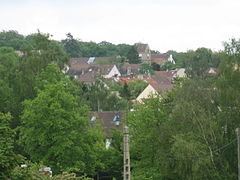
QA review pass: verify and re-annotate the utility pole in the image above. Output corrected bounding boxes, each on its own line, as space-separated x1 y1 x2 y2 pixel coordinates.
123 126 130 180
236 128 240 180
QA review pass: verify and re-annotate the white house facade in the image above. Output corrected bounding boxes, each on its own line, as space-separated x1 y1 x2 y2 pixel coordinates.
104 65 121 78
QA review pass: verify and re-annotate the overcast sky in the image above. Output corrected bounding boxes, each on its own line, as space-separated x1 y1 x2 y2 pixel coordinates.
1 0 240 52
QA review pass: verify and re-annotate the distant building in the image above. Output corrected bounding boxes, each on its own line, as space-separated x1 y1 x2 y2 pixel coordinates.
172 68 187 78
89 111 125 149
135 43 151 63
136 81 172 103
151 53 176 66
151 71 174 84
120 63 141 77
136 71 174 103
15 50 24 56
68 57 121 83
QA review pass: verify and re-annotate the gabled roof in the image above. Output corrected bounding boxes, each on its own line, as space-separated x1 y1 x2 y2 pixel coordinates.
151 53 170 65
151 71 173 84
151 53 170 59
120 63 141 74
94 57 116 64
95 64 115 75
70 57 116 65
136 79 173 103
68 63 115 75
68 64 90 75
144 78 173 91
89 111 126 137
70 58 89 65
77 71 96 83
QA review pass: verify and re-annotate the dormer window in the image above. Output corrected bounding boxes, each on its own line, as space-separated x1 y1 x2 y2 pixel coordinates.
113 115 120 125
91 116 96 122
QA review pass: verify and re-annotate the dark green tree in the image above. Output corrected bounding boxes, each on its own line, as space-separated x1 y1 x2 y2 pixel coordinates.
151 62 160 71
61 33 82 57
0 47 19 115
127 45 140 64
127 79 148 99
186 48 213 78
120 83 131 100
0 113 22 179
139 63 154 75
19 66 105 175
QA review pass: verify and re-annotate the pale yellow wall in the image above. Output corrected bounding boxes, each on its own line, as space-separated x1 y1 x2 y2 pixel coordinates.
174 68 187 78
136 84 158 103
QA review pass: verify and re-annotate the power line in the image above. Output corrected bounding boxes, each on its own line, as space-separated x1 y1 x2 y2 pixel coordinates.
212 138 236 153
167 138 237 160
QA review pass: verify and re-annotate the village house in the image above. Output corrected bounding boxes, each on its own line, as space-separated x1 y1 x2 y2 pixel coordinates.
67 57 121 83
172 68 187 78
120 63 141 77
89 111 125 149
151 53 176 66
135 71 174 103
136 80 173 103
135 43 151 64
70 57 116 65
151 71 174 84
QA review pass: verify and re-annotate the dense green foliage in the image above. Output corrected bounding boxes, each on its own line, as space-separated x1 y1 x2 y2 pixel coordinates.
128 39 240 179
0 113 22 179
139 63 154 75
20 66 101 174
0 29 240 179
0 30 26 50
61 33 132 58
11 163 93 180
127 79 148 99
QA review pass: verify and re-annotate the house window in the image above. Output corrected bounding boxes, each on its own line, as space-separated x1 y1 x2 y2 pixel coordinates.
113 115 120 125
91 116 96 122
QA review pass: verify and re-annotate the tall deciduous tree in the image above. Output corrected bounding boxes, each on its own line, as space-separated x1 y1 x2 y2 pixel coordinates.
0 113 22 179
120 83 131 100
127 45 140 64
19 66 105 175
186 47 213 78
61 33 82 57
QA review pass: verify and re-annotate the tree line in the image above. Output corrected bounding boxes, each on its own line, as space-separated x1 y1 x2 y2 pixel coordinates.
0 30 239 179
